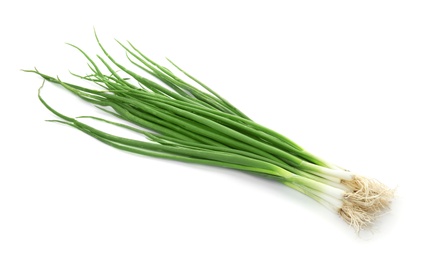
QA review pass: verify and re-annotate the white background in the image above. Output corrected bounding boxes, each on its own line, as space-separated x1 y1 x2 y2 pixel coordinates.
1 1 421 259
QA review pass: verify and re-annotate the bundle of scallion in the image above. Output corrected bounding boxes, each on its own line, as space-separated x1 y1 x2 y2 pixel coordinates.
26 32 394 231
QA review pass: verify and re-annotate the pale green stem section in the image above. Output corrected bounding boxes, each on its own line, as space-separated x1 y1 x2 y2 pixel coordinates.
276 168 345 199
296 169 341 184
300 161 354 180
282 181 340 213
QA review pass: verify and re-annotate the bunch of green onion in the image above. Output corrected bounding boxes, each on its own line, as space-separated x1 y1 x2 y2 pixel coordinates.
26 32 394 231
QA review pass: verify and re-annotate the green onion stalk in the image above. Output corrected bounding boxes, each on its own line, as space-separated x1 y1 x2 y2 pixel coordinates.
25 32 394 231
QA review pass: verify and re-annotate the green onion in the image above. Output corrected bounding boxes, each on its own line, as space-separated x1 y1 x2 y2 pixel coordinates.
25 31 394 231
